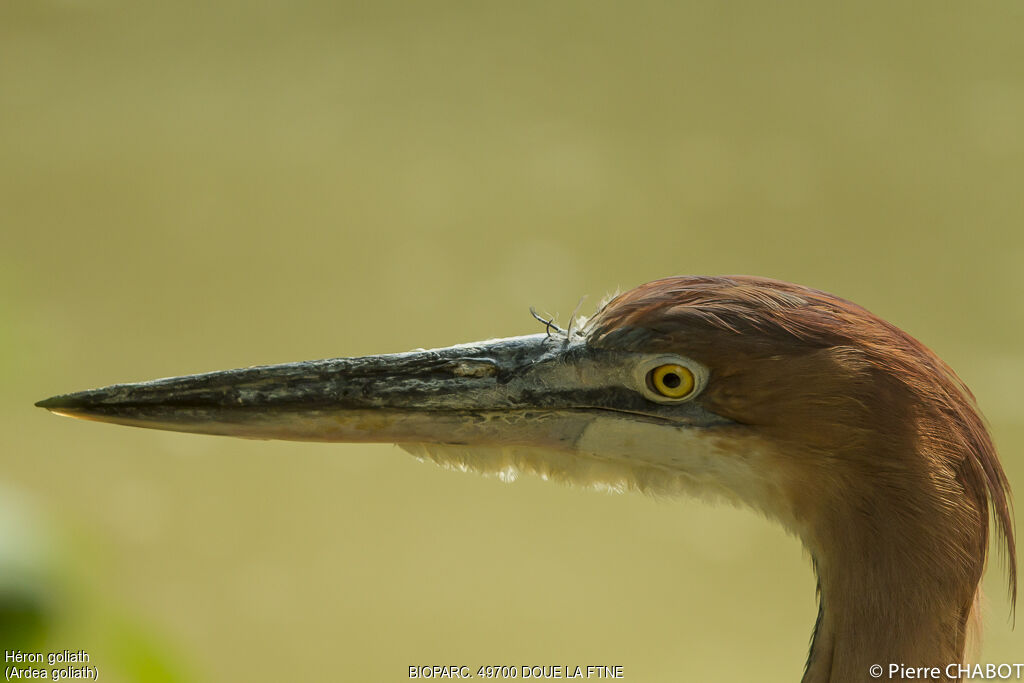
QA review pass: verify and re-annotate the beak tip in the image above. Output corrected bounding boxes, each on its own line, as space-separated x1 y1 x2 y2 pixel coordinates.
36 394 82 411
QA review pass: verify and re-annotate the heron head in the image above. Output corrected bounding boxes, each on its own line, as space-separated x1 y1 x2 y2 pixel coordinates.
37 275 1016 669
36 276 1015 610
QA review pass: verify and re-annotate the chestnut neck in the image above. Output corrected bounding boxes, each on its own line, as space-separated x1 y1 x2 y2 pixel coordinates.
799 481 979 683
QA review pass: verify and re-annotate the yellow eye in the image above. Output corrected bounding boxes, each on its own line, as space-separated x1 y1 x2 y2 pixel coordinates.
648 364 695 399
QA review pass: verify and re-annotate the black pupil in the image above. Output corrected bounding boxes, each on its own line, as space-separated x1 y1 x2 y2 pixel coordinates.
662 372 681 388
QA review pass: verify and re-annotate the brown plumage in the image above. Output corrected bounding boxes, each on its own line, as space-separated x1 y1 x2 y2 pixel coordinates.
589 276 1016 680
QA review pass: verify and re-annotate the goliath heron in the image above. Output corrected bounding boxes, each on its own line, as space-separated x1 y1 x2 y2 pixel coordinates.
36 276 1016 682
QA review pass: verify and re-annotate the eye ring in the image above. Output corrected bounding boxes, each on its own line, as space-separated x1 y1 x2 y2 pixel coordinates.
633 354 707 404
648 363 695 399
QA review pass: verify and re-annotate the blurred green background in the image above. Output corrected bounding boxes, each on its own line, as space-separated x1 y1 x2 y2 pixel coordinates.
2 1 1021 680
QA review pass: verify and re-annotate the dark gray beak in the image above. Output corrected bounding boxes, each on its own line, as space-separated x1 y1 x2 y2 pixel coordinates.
35 334 599 448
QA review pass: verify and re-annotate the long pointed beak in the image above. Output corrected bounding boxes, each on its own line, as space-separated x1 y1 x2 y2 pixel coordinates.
35 334 594 449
